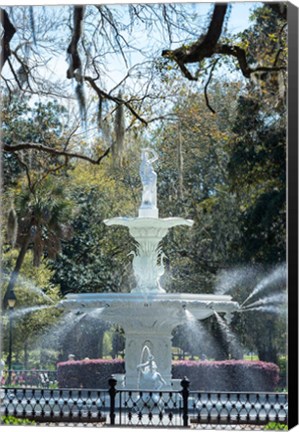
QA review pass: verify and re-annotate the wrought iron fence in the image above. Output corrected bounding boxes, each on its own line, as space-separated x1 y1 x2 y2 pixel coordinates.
188 391 288 426
114 389 183 427
0 377 288 428
0 387 107 424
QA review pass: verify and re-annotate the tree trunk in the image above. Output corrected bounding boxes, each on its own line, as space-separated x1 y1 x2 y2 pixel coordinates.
3 223 34 308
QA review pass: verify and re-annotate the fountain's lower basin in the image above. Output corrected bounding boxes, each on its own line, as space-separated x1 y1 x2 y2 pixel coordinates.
59 293 239 389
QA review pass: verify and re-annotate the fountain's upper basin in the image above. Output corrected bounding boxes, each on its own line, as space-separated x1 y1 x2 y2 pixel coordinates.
104 217 194 228
59 292 239 329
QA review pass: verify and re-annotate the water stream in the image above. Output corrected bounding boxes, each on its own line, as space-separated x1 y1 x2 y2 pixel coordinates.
3 273 55 303
241 264 286 308
184 310 221 359
214 311 243 358
11 304 54 319
214 266 259 295
242 305 285 314
243 292 286 310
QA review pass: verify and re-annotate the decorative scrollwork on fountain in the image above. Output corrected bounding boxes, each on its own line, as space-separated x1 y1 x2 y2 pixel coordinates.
129 246 166 293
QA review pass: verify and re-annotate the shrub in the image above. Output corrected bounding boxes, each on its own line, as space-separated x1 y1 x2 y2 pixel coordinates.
57 358 125 388
172 360 280 392
264 422 288 430
1 416 36 425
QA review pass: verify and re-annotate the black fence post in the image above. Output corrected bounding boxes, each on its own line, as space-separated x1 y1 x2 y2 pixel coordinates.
108 377 117 425
181 376 190 427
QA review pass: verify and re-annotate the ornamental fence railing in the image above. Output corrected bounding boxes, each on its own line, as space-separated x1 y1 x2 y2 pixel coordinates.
0 377 288 428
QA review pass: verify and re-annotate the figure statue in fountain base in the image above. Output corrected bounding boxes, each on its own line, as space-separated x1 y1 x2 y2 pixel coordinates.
137 351 166 391
134 346 167 413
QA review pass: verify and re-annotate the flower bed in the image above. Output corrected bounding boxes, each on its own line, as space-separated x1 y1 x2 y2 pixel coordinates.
57 359 279 391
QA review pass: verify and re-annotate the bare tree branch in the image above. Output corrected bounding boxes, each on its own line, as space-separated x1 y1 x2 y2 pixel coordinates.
162 3 286 80
7 56 22 89
3 142 111 165
162 4 228 64
0 8 16 72
12 50 34 92
216 44 285 78
84 75 148 125
94 5 129 68
67 6 84 79
204 59 219 114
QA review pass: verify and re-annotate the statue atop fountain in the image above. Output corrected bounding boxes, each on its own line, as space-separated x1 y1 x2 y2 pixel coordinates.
137 345 166 390
139 148 158 218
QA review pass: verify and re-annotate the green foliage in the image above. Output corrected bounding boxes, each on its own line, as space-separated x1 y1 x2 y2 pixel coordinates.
246 6 286 68
264 422 288 430
227 94 286 264
1 415 36 425
2 96 67 145
14 175 74 266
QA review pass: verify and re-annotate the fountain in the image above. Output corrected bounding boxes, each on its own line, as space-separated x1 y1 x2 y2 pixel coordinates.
59 147 239 389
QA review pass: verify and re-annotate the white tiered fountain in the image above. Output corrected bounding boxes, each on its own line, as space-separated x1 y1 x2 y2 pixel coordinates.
60 148 239 389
